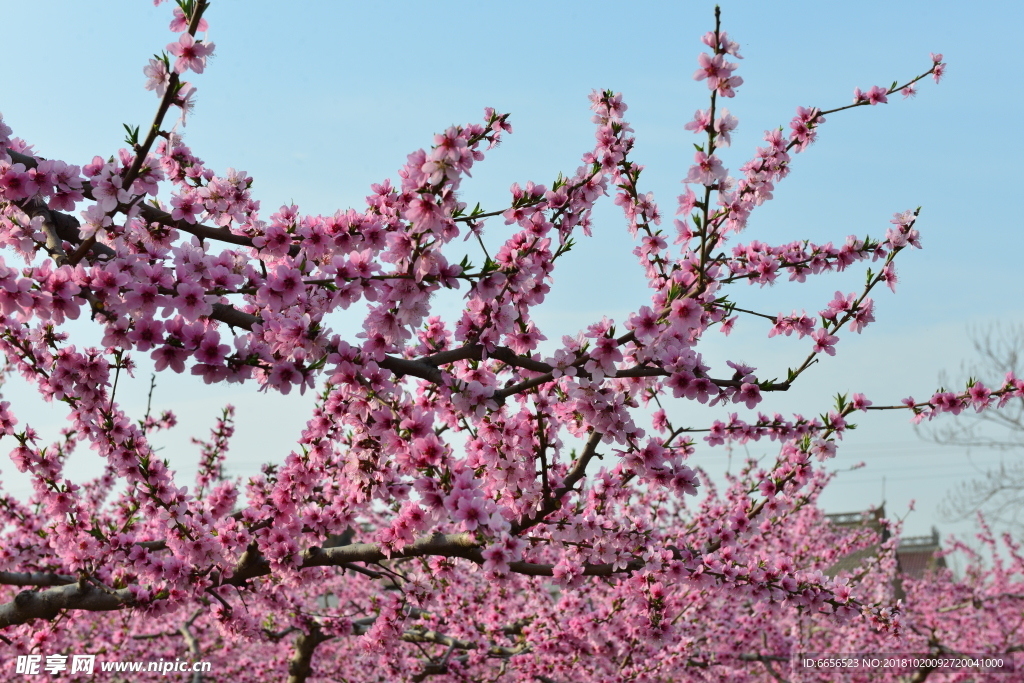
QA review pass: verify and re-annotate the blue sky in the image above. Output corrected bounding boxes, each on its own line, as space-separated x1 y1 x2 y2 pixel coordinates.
2 0 1023 545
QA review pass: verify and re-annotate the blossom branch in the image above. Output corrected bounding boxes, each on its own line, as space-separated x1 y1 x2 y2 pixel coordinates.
7 148 254 257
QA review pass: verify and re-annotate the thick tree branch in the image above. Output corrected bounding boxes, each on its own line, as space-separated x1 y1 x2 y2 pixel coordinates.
0 583 134 627
0 571 76 587
179 608 205 683
286 621 330 683
0 531 644 628
14 192 117 261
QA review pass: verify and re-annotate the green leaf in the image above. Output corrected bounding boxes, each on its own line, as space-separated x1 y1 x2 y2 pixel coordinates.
122 123 140 147
834 392 848 411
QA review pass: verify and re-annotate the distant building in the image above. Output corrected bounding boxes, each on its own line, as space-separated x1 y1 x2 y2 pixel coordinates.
824 507 947 599
895 527 947 579
825 508 889 577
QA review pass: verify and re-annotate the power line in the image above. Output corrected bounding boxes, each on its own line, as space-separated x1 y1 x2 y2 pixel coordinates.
830 470 991 485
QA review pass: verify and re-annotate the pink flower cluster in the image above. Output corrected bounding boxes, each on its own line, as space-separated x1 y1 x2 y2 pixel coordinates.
0 4 997 682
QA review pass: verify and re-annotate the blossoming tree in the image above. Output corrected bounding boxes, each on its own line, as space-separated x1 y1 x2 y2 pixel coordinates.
1 1 1022 681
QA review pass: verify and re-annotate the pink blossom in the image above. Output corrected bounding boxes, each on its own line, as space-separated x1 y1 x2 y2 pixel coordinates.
173 82 198 126
170 6 209 33
481 544 511 574
92 173 130 212
881 263 898 292
452 496 487 531
967 382 992 412
152 344 188 373
551 556 583 588
0 163 39 201
848 298 875 333
693 53 737 92
78 204 112 239
170 191 203 223
931 53 946 82
810 438 836 461
851 393 872 411
683 109 712 135
684 151 727 186
127 318 165 351
167 33 215 75
734 382 761 409
0 400 17 435
714 108 738 147
173 282 212 319
676 186 698 218
194 330 230 365
546 348 578 378
143 58 171 96
627 306 660 342
788 106 822 151
867 86 889 104
854 85 889 105
701 30 743 58
811 328 838 356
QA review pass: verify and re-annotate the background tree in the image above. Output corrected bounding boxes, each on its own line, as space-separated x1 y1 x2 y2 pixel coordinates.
920 323 1024 532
